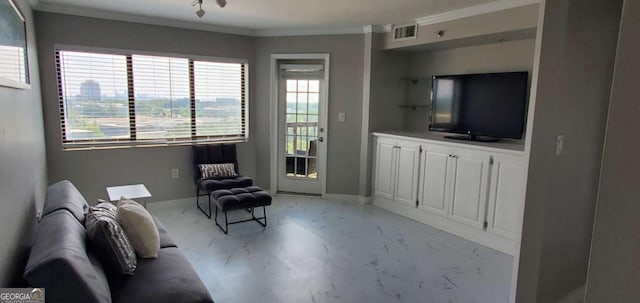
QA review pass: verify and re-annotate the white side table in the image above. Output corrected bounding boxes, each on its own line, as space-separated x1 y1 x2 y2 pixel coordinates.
106 184 152 208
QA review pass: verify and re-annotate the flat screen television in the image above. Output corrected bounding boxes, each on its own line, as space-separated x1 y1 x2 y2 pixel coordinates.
429 71 529 142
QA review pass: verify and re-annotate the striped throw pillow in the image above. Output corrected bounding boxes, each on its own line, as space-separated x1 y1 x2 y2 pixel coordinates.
199 163 237 179
85 203 137 275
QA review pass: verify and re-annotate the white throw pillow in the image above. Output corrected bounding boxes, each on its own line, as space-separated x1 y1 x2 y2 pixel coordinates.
116 199 160 258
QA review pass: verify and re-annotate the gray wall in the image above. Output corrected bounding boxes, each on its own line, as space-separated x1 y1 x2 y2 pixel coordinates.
0 2 47 286
404 39 536 131
358 33 409 197
368 35 409 134
254 35 364 195
516 0 622 302
34 12 256 202
585 0 640 301
358 33 373 198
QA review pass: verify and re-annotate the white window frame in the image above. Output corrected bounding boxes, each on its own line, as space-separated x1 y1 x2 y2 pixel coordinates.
55 45 249 150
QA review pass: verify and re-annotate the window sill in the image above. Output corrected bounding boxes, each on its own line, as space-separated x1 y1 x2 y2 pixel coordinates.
62 138 248 151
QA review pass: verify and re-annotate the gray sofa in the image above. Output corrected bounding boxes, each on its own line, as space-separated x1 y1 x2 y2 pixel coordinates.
23 180 214 303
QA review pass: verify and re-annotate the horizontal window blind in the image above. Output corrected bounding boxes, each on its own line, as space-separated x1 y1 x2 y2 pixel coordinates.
194 61 244 138
56 49 248 149
132 55 191 140
58 51 130 142
0 45 28 84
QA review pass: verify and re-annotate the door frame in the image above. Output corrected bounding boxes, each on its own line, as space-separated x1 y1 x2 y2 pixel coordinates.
269 53 330 196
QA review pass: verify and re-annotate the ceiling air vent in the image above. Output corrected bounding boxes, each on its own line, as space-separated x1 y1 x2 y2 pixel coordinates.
393 23 418 41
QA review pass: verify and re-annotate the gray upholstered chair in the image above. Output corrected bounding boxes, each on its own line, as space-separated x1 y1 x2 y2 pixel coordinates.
192 144 253 218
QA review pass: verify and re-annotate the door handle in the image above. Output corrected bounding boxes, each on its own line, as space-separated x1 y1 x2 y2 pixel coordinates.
318 137 324 143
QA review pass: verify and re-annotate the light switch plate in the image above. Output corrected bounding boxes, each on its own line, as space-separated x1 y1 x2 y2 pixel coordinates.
338 112 346 122
555 135 565 155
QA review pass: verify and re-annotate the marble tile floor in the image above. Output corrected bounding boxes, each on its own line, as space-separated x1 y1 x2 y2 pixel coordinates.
147 195 513 303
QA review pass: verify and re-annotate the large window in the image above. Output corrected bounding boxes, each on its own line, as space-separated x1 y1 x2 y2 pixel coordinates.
56 49 247 149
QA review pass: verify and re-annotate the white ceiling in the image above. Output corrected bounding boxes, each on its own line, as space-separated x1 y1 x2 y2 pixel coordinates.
33 0 511 36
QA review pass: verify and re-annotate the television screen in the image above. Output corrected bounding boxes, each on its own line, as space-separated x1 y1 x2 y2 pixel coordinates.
429 71 529 140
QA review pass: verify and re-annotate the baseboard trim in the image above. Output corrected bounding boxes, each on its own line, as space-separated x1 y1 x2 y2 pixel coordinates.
151 193 371 206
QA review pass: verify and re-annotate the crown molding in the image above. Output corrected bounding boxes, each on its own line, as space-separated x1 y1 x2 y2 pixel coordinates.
33 2 256 36
415 0 539 26
33 2 373 37
362 25 390 34
254 26 366 37
31 0 537 38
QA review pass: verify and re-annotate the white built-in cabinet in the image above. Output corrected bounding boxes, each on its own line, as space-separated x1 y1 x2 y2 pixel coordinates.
373 139 396 200
374 137 421 207
373 133 526 255
419 145 492 230
487 154 526 240
419 145 451 217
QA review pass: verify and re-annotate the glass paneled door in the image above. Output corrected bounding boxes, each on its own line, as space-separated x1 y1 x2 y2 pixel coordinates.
277 66 325 195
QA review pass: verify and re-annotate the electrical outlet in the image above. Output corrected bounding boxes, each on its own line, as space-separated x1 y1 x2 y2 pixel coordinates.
171 168 180 179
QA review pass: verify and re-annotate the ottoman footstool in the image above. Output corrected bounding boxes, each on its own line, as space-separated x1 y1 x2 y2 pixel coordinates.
211 186 272 234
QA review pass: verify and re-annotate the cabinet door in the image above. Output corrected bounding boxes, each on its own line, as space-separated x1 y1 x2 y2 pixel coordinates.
448 149 490 229
418 145 452 217
487 155 526 240
374 139 397 200
394 142 421 207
